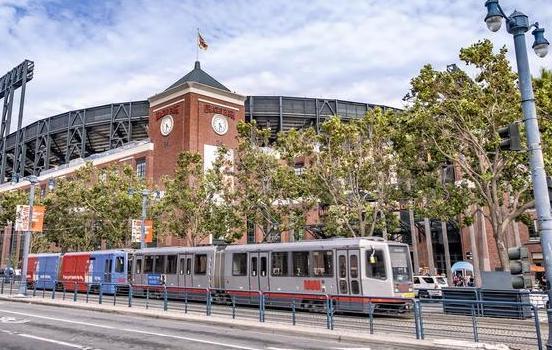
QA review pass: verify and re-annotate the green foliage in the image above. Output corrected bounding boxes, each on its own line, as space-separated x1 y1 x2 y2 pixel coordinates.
534 68 552 173
43 162 145 252
153 150 242 245
0 190 28 227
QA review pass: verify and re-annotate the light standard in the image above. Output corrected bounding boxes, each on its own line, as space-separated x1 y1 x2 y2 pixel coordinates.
128 189 158 249
484 0 552 347
18 175 39 296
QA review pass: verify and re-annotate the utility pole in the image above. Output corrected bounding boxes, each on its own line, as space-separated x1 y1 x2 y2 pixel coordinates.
18 175 38 296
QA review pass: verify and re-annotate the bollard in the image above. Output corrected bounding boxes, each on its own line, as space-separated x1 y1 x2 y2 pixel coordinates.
128 285 133 308
163 286 168 311
184 290 188 314
73 282 77 302
533 305 543 350
232 295 236 319
99 283 103 305
368 301 374 335
470 304 479 342
292 299 296 326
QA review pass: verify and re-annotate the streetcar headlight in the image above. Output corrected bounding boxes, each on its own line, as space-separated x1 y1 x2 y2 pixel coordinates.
394 288 399 293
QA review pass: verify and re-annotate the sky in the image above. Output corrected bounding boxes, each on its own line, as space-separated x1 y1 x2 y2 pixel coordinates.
0 0 551 130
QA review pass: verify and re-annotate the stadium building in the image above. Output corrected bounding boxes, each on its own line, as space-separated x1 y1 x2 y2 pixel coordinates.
0 61 542 278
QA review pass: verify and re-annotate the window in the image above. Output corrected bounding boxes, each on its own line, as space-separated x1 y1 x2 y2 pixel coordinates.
186 258 192 275
105 259 112 274
390 246 411 282
422 277 435 284
154 255 164 274
413 277 420 284
232 253 247 276
115 256 125 273
260 257 267 277
136 158 146 178
271 252 288 276
251 257 258 276
294 161 305 176
247 219 255 244
144 255 153 273
179 258 185 275
351 280 360 295
292 252 309 277
339 255 347 278
350 255 358 278
135 258 143 274
366 249 386 280
311 251 333 277
166 255 177 274
194 254 207 275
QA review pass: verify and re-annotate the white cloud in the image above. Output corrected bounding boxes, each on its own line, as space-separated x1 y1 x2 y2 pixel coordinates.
0 0 551 131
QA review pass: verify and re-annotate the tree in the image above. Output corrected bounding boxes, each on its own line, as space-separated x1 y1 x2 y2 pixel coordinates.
278 108 400 237
154 151 242 246
533 68 552 173
230 121 314 242
402 39 534 269
43 163 145 251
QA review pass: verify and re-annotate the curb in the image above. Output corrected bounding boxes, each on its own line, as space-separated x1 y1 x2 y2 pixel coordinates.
0 295 509 350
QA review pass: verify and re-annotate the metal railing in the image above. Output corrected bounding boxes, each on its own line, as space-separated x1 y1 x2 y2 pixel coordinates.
1 279 543 350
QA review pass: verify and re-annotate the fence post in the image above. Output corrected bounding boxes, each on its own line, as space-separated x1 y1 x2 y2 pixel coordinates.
146 288 149 309
32 282 37 297
163 286 168 311
206 289 211 316
1 278 4 294
184 290 188 314
292 299 296 326
9 277 13 295
99 283 103 305
73 282 77 302
113 285 117 306
368 300 374 335
232 295 236 319
51 281 56 300
259 293 265 322
86 284 90 303
533 305 543 350
62 283 66 300
128 285 132 308
418 301 425 340
413 301 420 339
325 297 331 330
470 304 479 342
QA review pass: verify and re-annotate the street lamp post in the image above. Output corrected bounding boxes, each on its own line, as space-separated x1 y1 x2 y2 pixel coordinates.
128 189 157 249
484 0 552 347
18 175 38 296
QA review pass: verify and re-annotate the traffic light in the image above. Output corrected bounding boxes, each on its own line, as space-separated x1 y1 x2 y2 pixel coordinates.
497 123 521 151
508 246 532 289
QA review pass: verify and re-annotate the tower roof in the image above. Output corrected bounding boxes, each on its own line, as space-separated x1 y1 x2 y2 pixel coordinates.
165 61 230 92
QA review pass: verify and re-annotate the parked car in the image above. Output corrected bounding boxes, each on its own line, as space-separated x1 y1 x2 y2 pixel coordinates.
413 275 448 298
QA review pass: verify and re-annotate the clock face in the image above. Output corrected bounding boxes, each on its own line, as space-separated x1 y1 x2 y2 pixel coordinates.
211 114 228 135
160 115 174 136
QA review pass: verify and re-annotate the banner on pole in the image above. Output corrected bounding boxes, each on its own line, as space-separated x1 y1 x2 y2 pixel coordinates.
131 219 153 243
15 205 46 232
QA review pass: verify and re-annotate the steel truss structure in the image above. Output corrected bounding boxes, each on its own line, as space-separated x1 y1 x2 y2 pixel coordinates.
0 95 392 181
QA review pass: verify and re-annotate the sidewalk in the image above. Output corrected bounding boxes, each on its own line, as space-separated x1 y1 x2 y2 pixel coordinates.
0 294 510 350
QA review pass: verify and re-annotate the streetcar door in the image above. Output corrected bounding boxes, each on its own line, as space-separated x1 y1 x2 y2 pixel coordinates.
178 254 193 288
258 252 269 291
348 250 361 296
165 255 178 287
104 257 112 283
337 250 349 295
249 252 260 291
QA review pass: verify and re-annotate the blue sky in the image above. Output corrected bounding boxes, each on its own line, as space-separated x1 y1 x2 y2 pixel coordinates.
0 0 551 128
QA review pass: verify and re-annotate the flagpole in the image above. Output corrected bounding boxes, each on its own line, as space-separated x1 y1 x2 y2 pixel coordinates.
196 28 199 61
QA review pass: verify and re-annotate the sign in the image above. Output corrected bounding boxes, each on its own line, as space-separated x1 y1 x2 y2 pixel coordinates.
131 219 153 243
147 274 162 286
203 103 236 120
154 105 180 120
15 205 45 232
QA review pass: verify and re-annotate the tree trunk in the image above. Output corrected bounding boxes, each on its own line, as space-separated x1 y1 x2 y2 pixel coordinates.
468 221 481 287
441 221 452 285
424 218 436 275
409 208 420 275
478 209 491 271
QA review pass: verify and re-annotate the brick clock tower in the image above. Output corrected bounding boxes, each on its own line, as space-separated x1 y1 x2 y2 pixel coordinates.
148 61 246 183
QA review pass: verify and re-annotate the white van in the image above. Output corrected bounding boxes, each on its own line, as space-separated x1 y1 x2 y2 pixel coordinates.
413 275 448 298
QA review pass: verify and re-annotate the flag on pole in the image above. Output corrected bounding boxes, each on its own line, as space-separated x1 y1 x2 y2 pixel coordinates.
198 31 208 50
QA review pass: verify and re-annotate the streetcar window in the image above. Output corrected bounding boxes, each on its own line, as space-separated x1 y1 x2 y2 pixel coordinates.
154 255 164 274
413 277 420 284
194 254 207 275
179 258 185 275
366 249 386 280
135 258 142 274
251 257 258 276
350 255 358 278
144 255 153 273
390 246 411 282
338 255 347 278
311 251 333 277
166 255 177 274
339 280 348 294
271 252 288 276
351 280 360 295
292 251 309 277
186 258 192 275
232 253 247 276
115 256 125 273
260 257 267 277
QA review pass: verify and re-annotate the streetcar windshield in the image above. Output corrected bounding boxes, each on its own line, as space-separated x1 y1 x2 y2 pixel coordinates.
389 246 412 282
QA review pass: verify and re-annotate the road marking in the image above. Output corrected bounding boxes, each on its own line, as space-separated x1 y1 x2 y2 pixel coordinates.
0 316 30 324
0 309 259 350
0 328 99 349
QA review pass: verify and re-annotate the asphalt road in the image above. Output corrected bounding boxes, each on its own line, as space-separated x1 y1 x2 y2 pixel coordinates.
0 301 406 350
